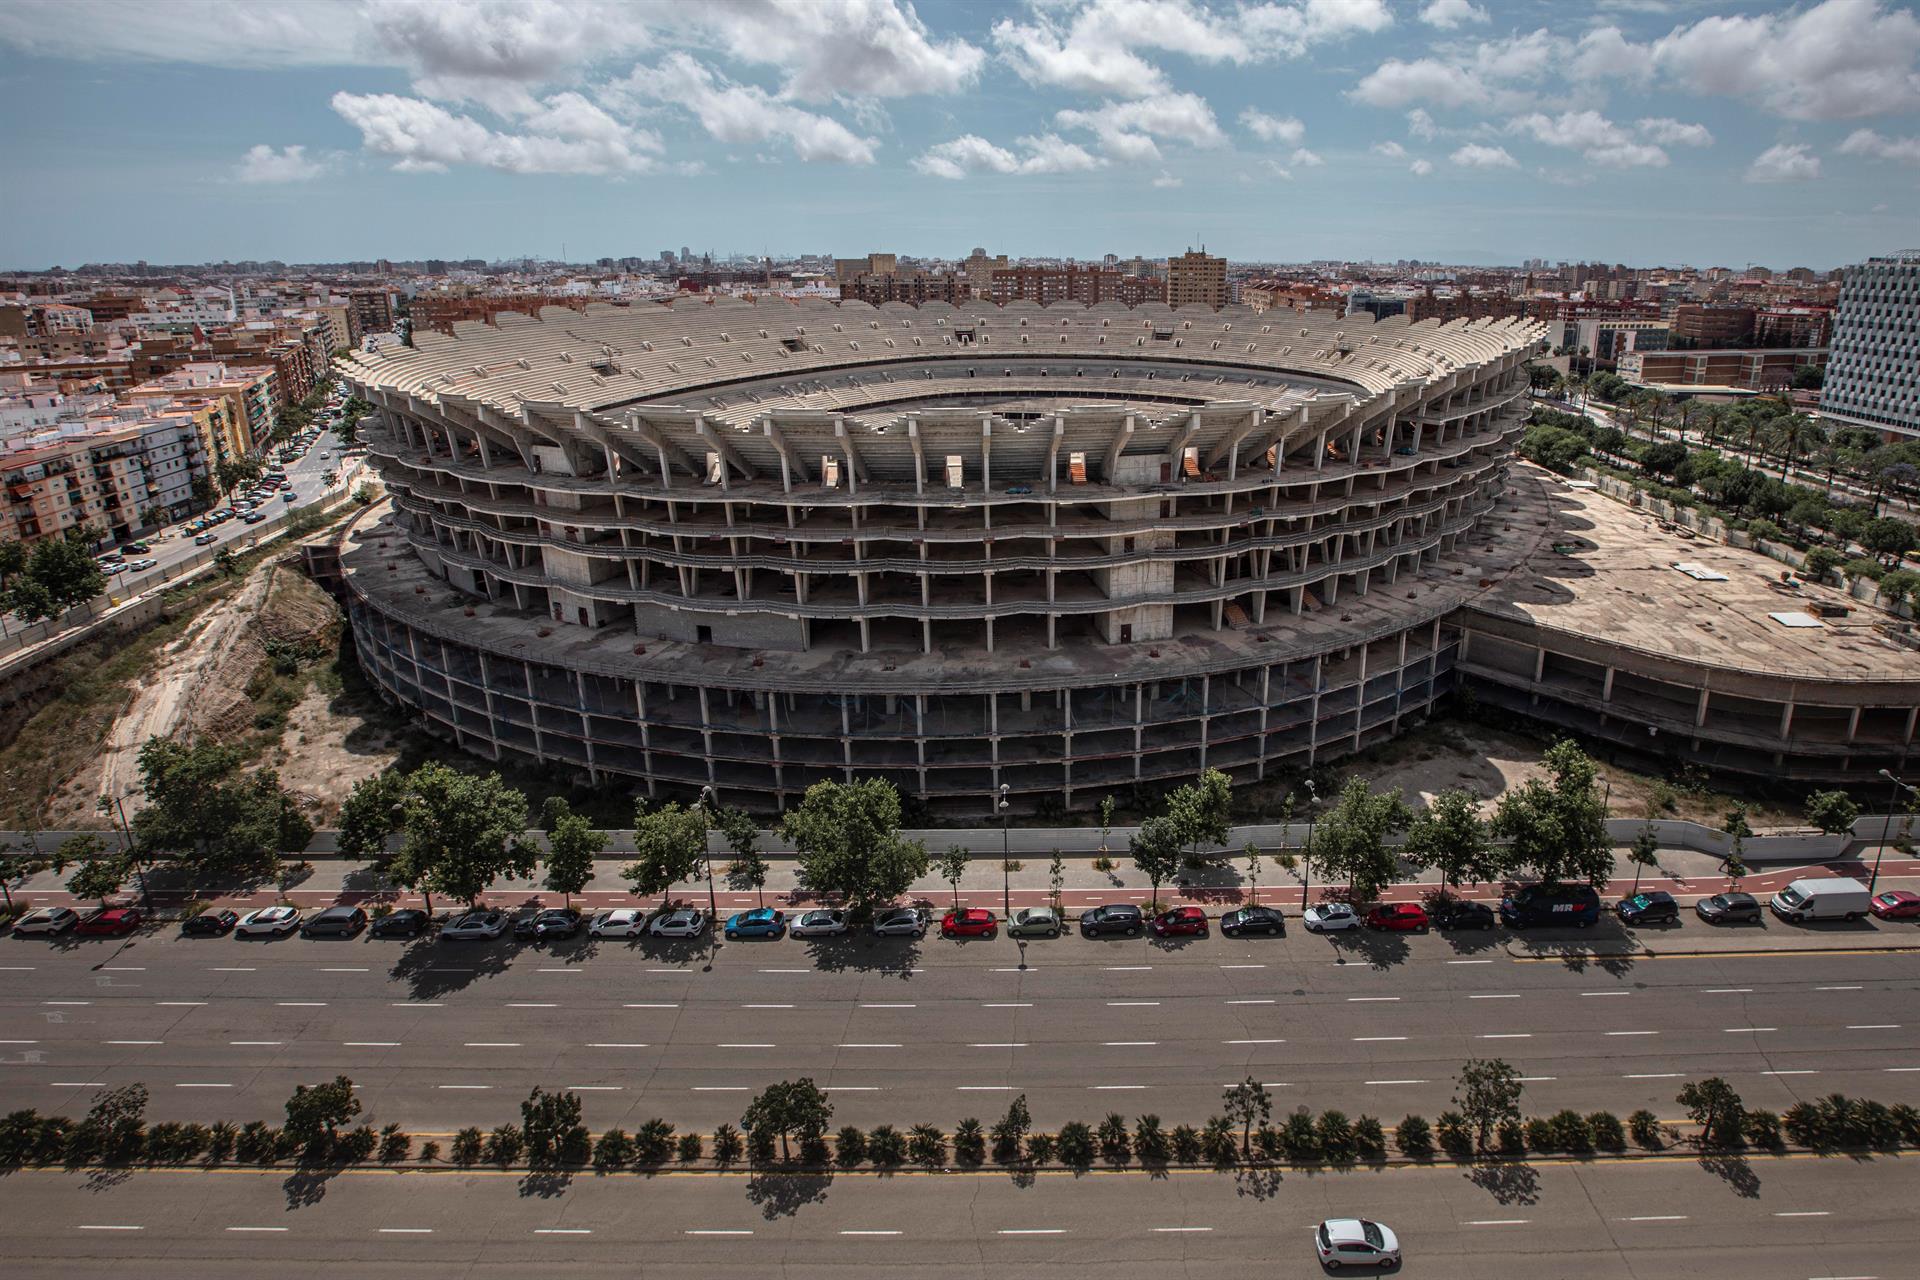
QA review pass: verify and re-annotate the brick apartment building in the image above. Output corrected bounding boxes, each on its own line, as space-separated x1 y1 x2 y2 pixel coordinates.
1166 249 1228 310
409 293 594 335
988 266 1165 306
1617 347 1825 392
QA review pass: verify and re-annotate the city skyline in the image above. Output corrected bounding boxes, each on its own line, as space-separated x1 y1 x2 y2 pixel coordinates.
2 0 1917 269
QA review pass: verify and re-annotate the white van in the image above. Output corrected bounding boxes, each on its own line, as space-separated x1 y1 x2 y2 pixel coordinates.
1769 877 1871 923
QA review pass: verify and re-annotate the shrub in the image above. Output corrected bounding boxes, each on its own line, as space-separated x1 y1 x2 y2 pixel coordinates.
1889 1103 1920 1147
1201 1116 1236 1167
1855 1099 1897 1149
909 1123 946 1168
746 1126 777 1166
1025 1133 1055 1165
1092 855 1115 873
451 1127 484 1167
418 1140 440 1163
1396 1115 1434 1160
0 1110 40 1166
1282 1110 1320 1161
712 1124 743 1167
593 1129 632 1170
1496 1119 1526 1157
1317 1110 1355 1164
991 1095 1030 1164
1628 1110 1663 1150
1802 546 1844 582
207 1121 237 1165
1845 557 1886 583
1133 1114 1169 1164
337 1125 378 1163
1171 1124 1202 1164
1741 1108 1782 1150
378 1124 410 1164
1435 1110 1472 1159
1057 1121 1095 1169
833 1126 868 1168
1587 1112 1626 1152
1783 1102 1823 1148
799 1134 830 1167
237 1121 278 1165
1523 1117 1557 1153
676 1132 703 1164
634 1119 675 1165
1353 1116 1386 1163
1096 1113 1131 1165
486 1124 524 1166
867 1124 906 1167
143 1123 188 1163
953 1118 985 1166
32 1117 71 1166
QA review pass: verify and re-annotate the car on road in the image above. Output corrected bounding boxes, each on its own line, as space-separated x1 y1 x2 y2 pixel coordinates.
1695 892 1762 925
439 910 509 940
181 909 239 937
724 907 786 940
1430 898 1496 931
1079 904 1145 937
126 558 156 572
1616 891 1679 926
1220 905 1285 937
647 908 708 939
870 906 929 938
98 559 126 574
1366 902 1430 933
1869 890 1920 921
301 906 367 938
75 907 142 936
120 541 150 554
941 907 998 939
242 511 266 524
789 909 849 938
1007 906 1063 939
1303 903 1361 933
369 908 430 939
194 532 218 545
234 906 302 938
514 907 585 941
12 906 78 936
1500 882 1601 929
282 492 297 502
1315 1217 1401 1270
1151 905 1209 937
588 908 647 939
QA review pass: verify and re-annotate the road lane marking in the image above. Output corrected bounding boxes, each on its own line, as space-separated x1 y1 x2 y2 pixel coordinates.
51 1082 105 1087
841 1230 902 1236
685 1230 753 1235
320 967 369 973
535 969 577 974
567 1086 622 1091
1219 964 1266 970
1724 1027 1777 1033
226 1226 288 1233
43 1001 90 1006
623 1003 678 1009
1447 960 1494 965
1102 1041 1157 1046
862 1003 916 1008
1365 1079 1428 1085
76 1225 142 1231
176 1083 232 1089
1225 999 1275 1005
837 1043 901 1049
742 1004 793 1009
1353 1036 1408 1042
1153 1227 1213 1233
1704 988 1753 994
343 1041 400 1047
1105 966 1152 971
464 1042 521 1048
277 1002 326 1007
1581 991 1629 997
1762 1070 1818 1076
0 1040 37 1045
1774 1212 1832 1217
1627 1073 1684 1079
1623 1216 1688 1222
157 1002 207 1007
1348 997 1400 1002
1815 986 1863 991
958 1086 1014 1091
1517 1076 1557 1082
1225 1039 1287 1045
230 1041 282 1046
1848 1024 1900 1030
758 969 808 974
587 1043 649 1049
1465 1219 1529 1226
1469 994 1520 1000
1884 1067 1920 1073
437 1085 491 1090
718 1043 775 1048
691 1087 749 1092
825 1087 879 1092
1606 1031 1659 1036
209 967 255 972
971 1043 1027 1048
101 966 144 971
983 1003 1032 1008
1091 1085 1146 1090
392 1002 441 1008
105 1040 162 1045
1107 1001 1160 1007
534 1229 591 1234
998 1229 1066 1234
1480 1033 1532 1039
378 1228 433 1234
507 1003 556 1008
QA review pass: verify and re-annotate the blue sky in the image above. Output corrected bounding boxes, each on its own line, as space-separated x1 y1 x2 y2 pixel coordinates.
1 0 1917 270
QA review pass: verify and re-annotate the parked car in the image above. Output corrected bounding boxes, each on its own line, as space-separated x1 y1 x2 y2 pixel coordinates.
1430 898 1496 931
1770 876 1871 923
870 906 928 938
515 908 584 941
1869 889 1920 921
242 511 266 524
369 908 430 939
120 541 150 554
1007 906 1063 939
301 906 367 938
588 908 647 939
234 906 302 938
439 910 509 940
940 907 997 939
282 492 297 503
12 906 78 936
181 909 239 937
1500 883 1601 929
1366 902 1430 933
194 532 218 546
646 907 707 938
1220 905 1285 937
98 559 126 574
1616 891 1679 926
1303 903 1361 933
1315 1218 1401 1270
1079 904 1144 937
1695 892 1762 925
1151 905 1208 937
75 907 142 936
126 558 156 572
724 907 786 940
789 909 849 938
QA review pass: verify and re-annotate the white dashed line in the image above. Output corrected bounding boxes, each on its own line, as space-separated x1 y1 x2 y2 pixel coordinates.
685 1230 753 1236
1224 1039 1287 1045
1704 988 1753 994
837 1043 901 1049
1624 1216 1688 1222
76 1225 143 1232
226 1226 289 1233
982 1002 1032 1008
1848 1025 1900 1030
1480 1034 1533 1039
1581 991 1629 997
437 1085 491 1091
1469 994 1520 1000
534 1228 591 1234
176 1083 232 1089
718 1043 774 1049
1105 966 1152 971
742 1004 793 1009
463 1042 522 1048
1102 1041 1157 1046
1348 997 1400 1003
1724 1027 1777 1033
1815 986 1863 991
998 1229 1066 1235
1606 1031 1659 1037
1774 1211 1832 1217
1626 1073 1684 1079
1465 1219 1530 1226
587 1043 650 1049
1365 1079 1428 1086
1152 1227 1213 1233
1353 1036 1408 1042
1106 1001 1160 1007
157 1002 207 1007
623 1003 678 1009
50 1082 105 1088
840 1230 902 1236
378 1228 434 1234
1225 998 1275 1005
1762 1070 1818 1076
861 1003 916 1009
230 1041 283 1046
277 1002 326 1007
506 1003 556 1009
1447 959 1494 965
691 1087 750 1092
105 1040 162 1046
1091 1085 1147 1090
320 967 370 973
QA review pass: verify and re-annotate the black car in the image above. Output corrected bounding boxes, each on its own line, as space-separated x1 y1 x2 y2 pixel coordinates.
369 908 430 939
1431 898 1497 931
301 906 367 937
1220 905 1286 937
1079 904 1145 937
1500 882 1602 929
1616 891 1679 926
514 908 584 941
1695 892 1762 925
180 909 239 937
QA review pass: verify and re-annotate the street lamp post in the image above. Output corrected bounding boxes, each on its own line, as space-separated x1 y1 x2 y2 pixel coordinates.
998 784 1011 921
1873 770 1916 895
1300 779 1318 911
698 785 721 949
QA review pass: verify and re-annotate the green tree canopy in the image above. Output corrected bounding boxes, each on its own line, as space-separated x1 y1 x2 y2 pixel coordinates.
542 806 604 907
1803 790 1860 836
1402 788 1499 893
5 531 106 622
622 801 708 898
1677 1077 1744 1147
1167 768 1233 856
1308 776 1411 903
284 1075 361 1152
130 737 312 880
1489 739 1612 885
935 845 970 908
778 779 928 915
1454 1058 1525 1152
1127 813 1185 904
336 763 535 909
741 1078 833 1163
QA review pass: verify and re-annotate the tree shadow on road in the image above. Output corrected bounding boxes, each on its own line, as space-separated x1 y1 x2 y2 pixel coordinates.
745 1171 831 1218
802 936 923 979
1464 1160 1540 1206
519 1168 575 1199
81 1162 133 1193
281 1164 339 1209
386 937 512 998
1232 1164 1284 1200
1698 1153 1762 1199
1324 929 1411 971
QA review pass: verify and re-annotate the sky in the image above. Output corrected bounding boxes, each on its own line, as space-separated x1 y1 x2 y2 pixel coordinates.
1 0 1917 271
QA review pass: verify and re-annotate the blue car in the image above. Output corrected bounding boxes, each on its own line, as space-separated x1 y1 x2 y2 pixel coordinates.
724 907 786 940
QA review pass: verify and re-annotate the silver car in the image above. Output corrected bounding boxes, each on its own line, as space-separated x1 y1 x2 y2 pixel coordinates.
1303 903 1362 933
1315 1218 1401 1269
646 907 708 938
12 906 78 936
790 909 849 938
234 906 302 937
870 907 928 938
439 910 509 940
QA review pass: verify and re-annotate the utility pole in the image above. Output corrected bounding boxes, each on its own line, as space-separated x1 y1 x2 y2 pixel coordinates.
999 783 1011 920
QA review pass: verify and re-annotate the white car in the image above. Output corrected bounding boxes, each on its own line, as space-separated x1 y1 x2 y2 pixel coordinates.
647 907 708 938
126 558 157 572
590 908 648 939
234 906 302 937
12 906 78 936
789 909 849 938
1315 1218 1400 1269
439 910 509 940
1303 903 1362 933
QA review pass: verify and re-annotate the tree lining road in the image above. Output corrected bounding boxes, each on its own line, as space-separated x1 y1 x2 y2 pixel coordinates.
4 929 1916 1132
0 1150 1912 1278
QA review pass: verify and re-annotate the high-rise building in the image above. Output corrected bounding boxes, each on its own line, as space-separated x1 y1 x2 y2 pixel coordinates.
1822 250 1920 438
1166 248 1228 310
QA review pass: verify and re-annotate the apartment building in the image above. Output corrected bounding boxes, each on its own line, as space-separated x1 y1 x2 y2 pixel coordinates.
0 410 206 545
1822 250 1920 438
125 362 273 460
987 266 1165 306
1166 249 1228 310
1618 348 1825 392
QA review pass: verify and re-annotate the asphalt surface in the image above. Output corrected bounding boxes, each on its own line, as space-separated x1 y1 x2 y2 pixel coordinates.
5 919 1918 1134
0 1150 1912 1278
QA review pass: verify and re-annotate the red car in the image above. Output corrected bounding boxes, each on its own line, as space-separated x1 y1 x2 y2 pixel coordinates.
1151 906 1209 937
1365 903 1430 933
940 908 998 938
74 907 142 937
1869 890 1920 921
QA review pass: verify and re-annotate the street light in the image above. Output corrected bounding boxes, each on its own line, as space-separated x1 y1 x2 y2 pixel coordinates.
697 785 721 949
1300 778 1318 911
1873 769 1916 895
998 783 1011 921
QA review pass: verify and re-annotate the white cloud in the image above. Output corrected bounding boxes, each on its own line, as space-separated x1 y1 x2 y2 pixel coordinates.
1839 128 1920 164
1409 157 1434 175
911 132 1102 179
1406 107 1436 140
1450 143 1517 168
1647 0 1920 120
617 53 877 164
1506 109 1669 167
1057 90 1225 161
1369 140 1406 158
1260 157 1293 180
1350 57 1487 109
1744 142 1821 183
1289 146 1323 167
690 0 984 102
330 90 662 174
1239 108 1304 145
1151 171 1183 188
0 0 365 67
1418 0 1487 30
1569 26 1644 82
364 0 650 110
1637 117 1713 147
232 143 327 183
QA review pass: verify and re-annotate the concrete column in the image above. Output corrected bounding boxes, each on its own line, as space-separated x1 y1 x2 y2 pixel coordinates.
1696 687 1711 729
1532 646 1546 684
1847 705 1861 743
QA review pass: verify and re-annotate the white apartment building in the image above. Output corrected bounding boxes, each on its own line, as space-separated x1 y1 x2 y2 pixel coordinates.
1822 250 1920 438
